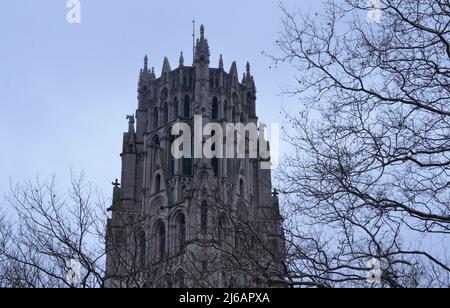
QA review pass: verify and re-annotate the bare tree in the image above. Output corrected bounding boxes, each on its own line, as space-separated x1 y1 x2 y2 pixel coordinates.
0 173 108 288
274 0 450 288
0 171 285 288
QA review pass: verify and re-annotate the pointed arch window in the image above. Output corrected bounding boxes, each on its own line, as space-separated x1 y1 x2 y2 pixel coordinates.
239 179 245 197
212 157 219 177
232 106 238 123
224 101 229 122
173 97 179 120
162 102 169 124
155 174 161 193
182 158 192 176
168 134 175 177
151 136 161 167
212 97 219 120
156 222 166 261
183 95 191 118
138 230 146 267
153 107 159 129
176 214 186 254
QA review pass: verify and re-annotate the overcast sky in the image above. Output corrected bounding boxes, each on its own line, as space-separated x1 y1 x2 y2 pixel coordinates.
0 0 323 203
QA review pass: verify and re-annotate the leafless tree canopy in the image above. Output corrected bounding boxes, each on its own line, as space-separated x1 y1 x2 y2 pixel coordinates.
275 0 450 287
0 174 284 288
0 174 106 288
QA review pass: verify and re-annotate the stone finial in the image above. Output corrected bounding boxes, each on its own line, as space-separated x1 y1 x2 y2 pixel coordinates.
126 115 135 133
179 52 184 67
246 61 251 76
200 24 205 39
219 54 224 70
126 114 135 124
195 24 210 63
162 57 171 76
229 61 238 77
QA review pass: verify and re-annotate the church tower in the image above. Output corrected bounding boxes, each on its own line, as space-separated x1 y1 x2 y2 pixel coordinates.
105 26 285 288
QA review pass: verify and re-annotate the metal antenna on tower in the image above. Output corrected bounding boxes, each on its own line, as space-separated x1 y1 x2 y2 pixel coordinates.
192 19 196 64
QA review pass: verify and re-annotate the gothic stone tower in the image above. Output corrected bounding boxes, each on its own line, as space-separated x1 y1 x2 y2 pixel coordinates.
105 26 285 288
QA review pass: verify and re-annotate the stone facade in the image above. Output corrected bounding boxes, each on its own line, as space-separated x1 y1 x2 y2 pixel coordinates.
105 26 285 288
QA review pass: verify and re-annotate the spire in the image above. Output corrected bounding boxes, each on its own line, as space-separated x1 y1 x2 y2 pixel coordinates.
246 62 251 76
229 61 238 78
139 54 153 86
195 24 210 64
179 52 184 67
219 54 224 70
144 55 149 71
161 57 171 76
200 24 205 39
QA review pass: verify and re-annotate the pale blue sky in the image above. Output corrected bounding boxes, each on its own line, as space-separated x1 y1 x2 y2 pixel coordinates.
0 0 322 201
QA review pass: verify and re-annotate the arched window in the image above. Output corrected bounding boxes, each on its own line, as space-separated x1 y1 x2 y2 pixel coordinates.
176 214 186 254
201 201 208 235
153 107 159 128
162 102 168 124
168 134 175 177
155 174 161 193
246 92 253 114
212 157 219 177
232 92 239 105
175 269 185 288
173 97 179 120
151 136 160 167
232 106 237 123
183 95 191 118
223 100 229 121
161 88 168 101
152 135 160 147
156 222 166 261
239 179 245 197
218 215 226 248
138 230 146 267
181 139 193 176
212 97 219 120
182 158 192 176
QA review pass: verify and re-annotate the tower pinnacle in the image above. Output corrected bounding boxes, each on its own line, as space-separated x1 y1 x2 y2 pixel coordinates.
219 54 224 70
179 52 184 67
195 24 210 63
200 24 205 39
